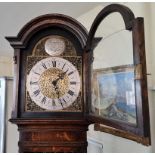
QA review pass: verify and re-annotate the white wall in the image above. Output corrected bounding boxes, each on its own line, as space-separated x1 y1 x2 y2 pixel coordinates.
0 57 13 77
0 2 103 56
0 57 18 152
77 2 155 153
5 79 18 153
147 3 155 152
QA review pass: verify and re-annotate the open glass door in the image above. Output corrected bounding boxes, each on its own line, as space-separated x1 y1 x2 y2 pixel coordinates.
85 4 150 145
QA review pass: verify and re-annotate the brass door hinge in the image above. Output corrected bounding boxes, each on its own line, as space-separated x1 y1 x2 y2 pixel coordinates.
135 64 142 80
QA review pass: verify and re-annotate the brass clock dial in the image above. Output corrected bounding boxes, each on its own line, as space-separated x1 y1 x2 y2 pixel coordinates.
26 57 81 111
44 36 65 56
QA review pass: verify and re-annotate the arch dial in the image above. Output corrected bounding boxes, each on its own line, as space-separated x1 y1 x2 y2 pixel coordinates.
44 36 65 56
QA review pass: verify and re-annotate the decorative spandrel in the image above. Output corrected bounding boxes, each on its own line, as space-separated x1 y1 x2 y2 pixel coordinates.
26 56 82 112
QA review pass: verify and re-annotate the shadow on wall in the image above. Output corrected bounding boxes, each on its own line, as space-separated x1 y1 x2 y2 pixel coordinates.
87 137 103 153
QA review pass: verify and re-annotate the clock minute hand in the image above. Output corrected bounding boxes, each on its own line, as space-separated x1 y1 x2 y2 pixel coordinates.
58 69 68 79
52 69 68 86
53 84 64 108
52 73 62 86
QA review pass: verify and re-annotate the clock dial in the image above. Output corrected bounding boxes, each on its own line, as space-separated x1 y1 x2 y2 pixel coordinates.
27 57 81 111
44 36 65 56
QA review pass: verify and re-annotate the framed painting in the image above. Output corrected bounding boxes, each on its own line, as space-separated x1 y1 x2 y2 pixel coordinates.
91 64 150 145
92 65 136 125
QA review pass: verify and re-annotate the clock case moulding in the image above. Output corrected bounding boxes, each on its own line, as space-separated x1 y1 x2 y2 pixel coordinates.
5 4 151 153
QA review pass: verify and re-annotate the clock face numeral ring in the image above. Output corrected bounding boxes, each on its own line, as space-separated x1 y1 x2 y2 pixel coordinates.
27 57 81 111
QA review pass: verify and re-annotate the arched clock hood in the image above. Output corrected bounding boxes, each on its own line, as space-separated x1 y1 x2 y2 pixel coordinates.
5 14 88 49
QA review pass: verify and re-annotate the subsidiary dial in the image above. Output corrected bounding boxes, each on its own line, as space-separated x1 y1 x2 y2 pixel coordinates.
44 36 65 56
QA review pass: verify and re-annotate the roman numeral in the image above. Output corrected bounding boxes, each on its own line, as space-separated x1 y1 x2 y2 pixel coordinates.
33 89 40 96
52 61 56 67
42 63 47 69
58 99 64 108
68 90 74 96
52 100 56 107
63 98 66 103
41 96 46 104
70 81 76 85
65 69 69 74
62 63 66 70
68 71 74 76
33 70 40 75
30 81 38 85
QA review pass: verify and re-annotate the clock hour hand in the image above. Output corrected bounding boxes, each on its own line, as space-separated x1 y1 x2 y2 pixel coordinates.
52 78 59 86
52 75 62 86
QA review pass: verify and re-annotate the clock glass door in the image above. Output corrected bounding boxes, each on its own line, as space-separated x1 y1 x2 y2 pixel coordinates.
85 4 150 145
91 29 136 125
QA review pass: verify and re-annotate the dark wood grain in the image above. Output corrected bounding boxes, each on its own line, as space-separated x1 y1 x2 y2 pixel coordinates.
85 4 135 52
132 17 150 143
95 124 150 146
10 119 89 153
11 49 20 118
5 14 88 49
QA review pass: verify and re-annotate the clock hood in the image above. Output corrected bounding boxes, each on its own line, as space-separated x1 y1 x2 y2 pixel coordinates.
5 13 88 50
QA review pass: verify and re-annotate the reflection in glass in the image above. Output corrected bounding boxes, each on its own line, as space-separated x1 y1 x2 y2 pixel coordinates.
92 65 136 125
91 28 137 125
93 30 133 69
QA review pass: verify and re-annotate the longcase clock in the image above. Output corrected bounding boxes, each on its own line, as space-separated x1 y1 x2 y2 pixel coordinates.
6 4 151 153
6 14 89 153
